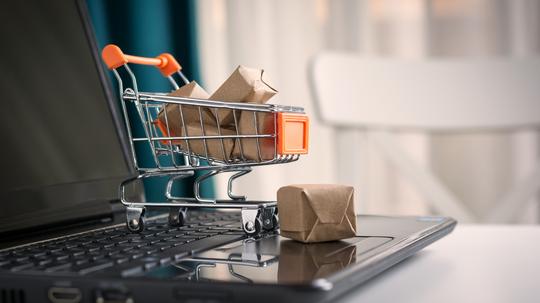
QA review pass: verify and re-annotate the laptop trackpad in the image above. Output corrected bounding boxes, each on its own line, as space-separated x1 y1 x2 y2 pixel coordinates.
145 235 392 284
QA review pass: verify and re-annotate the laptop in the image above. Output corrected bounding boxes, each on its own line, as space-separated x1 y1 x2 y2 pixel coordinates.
0 0 456 302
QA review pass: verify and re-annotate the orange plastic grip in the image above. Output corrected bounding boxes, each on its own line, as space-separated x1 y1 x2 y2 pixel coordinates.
101 44 181 77
277 113 309 155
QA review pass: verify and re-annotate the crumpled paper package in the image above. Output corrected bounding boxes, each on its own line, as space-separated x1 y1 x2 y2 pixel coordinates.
157 81 215 133
177 123 236 161
209 66 277 127
277 184 356 243
232 109 276 161
278 240 357 283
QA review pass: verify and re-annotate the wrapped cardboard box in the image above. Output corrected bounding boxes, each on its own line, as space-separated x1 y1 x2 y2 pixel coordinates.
209 66 277 126
157 81 216 134
277 184 356 243
177 123 236 161
278 240 356 283
231 109 276 161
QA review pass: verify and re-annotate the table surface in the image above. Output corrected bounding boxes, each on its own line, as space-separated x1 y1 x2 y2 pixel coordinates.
338 225 540 303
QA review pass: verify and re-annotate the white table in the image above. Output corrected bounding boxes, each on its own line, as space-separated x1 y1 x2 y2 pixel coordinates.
338 225 540 303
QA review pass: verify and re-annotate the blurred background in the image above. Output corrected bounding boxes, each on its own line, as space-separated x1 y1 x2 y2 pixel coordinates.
90 0 540 224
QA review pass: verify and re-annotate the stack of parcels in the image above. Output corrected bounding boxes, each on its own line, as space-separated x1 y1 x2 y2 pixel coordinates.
157 66 277 162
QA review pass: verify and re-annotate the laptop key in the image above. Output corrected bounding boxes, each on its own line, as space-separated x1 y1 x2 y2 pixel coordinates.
76 260 114 275
45 262 72 272
91 255 105 262
144 262 158 270
129 238 146 243
56 255 70 261
15 256 29 262
159 245 172 252
117 257 168 277
131 253 144 260
75 259 89 266
143 249 158 255
10 262 34 272
171 241 187 247
71 249 86 257
86 245 101 253
48 247 64 254
31 251 48 258
0 260 12 267
38 259 53 266
120 264 144 277
115 257 130 264
200 220 234 226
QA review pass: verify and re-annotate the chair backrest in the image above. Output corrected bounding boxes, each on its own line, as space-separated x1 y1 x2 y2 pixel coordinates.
309 52 540 131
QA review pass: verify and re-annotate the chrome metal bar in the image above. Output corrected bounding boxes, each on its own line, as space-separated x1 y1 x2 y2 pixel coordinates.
177 71 189 85
194 170 220 203
232 109 245 161
121 200 276 209
132 134 274 141
177 103 194 166
123 92 304 113
213 109 228 162
168 75 180 90
113 69 139 170
124 65 161 168
198 106 210 160
136 155 299 172
161 103 180 168
165 172 195 200
227 168 252 200
273 112 278 159
143 101 161 168
253 111 262 162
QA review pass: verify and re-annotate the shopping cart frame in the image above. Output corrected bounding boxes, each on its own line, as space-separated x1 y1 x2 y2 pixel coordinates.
101 45 309 236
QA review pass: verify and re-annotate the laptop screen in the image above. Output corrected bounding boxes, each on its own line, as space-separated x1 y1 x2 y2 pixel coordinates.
0 0 133 234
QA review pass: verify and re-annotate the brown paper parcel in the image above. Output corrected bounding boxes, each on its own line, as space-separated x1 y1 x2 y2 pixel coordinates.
177 123 236 161
277 184 356 243
157 81 215 135
278 240 357 283
209 66 277 127
232 109 276 161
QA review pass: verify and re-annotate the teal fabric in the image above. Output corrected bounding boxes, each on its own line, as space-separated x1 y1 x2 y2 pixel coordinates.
86 0 214 201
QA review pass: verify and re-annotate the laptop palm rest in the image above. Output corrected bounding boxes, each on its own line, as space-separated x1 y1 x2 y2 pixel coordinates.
145 235 393 283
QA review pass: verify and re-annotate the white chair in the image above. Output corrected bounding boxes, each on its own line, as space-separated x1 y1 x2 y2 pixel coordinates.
309 52 540 222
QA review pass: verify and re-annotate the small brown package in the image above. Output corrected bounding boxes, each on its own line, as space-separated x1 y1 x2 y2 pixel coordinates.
177 123 236 161
209 66 277 126
232 109 276 161
157 81 215 132
277 184 356 243
278 240 356 283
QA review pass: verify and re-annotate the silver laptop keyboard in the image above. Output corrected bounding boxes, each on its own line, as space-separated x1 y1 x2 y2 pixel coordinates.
0 212 246 277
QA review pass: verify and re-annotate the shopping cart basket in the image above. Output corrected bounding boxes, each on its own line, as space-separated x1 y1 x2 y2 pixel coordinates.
101 45 309 236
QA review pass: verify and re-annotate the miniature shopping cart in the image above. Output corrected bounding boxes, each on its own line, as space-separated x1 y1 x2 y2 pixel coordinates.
101 45 309 236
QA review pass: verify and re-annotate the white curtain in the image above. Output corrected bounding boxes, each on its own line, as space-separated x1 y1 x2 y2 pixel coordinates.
195 0 539 223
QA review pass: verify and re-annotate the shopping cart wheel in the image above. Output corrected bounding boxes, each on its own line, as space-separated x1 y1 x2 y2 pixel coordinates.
242 209 262 236
270 214 279 231
168 207 188 227
126 207 146 233
261 206 279 231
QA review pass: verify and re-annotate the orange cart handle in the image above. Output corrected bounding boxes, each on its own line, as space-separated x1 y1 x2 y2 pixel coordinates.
101 44 181 77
